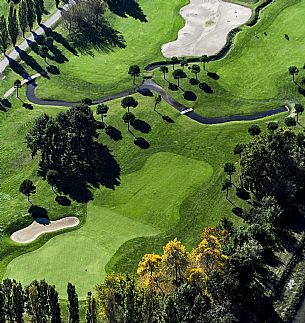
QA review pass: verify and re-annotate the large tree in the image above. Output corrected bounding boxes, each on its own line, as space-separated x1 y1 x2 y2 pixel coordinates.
8 3 19 47
0 15 10 54
18 0 28 37
67 283 79 323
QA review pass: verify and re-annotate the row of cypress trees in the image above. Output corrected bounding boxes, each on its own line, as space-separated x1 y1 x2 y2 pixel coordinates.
0 0 46 53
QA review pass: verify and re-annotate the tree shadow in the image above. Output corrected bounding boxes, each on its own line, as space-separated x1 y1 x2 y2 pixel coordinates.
55 195 71 206
298 86 305 96
131 119 151 133
168 83 179 91
134 137 150 149
23 103 34 110
207 72 220 80
0 104 7 112
154 110 175 123
47 44 69 64
199 82 213 94
26 38 41 55
189 78 199 85
15 47 48 77
0 98 11 108
41 25 79 56
6 56 30 79
46 65 61 75
28 205 49 221
137 88 154 97
183 91 197 101
106 0 147 22
105 125 123 141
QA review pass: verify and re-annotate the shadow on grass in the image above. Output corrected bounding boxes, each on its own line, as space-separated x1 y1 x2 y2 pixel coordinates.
137 88 154 97
105 125 123 141
6 55 30 79
183 91 197 101
131 119 152 133
134 137 150 149
29 205 49 220
207 72 220 80
199 82 213 94
106 0 147 22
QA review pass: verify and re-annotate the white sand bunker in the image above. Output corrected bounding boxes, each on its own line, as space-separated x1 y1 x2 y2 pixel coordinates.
162 0 252 57
11 217 80 244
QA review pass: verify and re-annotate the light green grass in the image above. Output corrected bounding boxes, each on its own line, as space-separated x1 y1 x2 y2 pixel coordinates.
5 152 212 298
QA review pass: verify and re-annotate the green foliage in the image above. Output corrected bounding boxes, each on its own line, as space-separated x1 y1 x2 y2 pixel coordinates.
67 283 79 323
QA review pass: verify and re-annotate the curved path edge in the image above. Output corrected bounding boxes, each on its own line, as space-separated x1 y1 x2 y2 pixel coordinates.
11 216 80 244
26 79 288 125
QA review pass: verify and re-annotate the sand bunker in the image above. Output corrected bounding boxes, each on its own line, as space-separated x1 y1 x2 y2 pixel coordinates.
11 217 80 243
162 0 252 57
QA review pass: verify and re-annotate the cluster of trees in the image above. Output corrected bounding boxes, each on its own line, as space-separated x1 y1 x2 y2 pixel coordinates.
25 104 120 203
0 0 48 53
62 0 125 54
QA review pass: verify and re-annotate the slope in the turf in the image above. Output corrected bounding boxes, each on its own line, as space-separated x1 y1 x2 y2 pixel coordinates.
5 152 213 298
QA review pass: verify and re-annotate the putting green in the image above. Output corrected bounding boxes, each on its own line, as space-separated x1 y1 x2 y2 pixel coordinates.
5 152 213 298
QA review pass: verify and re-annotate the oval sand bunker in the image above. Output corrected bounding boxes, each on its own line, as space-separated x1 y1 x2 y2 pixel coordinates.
11 217 80 243
162 0 252 57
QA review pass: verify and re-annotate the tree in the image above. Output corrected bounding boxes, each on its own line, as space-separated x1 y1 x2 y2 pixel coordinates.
67 283 79 323
8 3 19 47
180 58 188 71
14 79 22 99
48 285 61 323
39 45 49 65
18 0 28 37
284 116 296 127
86 292 97 323
0 15 10 54
191 64 201 80
55 0 60 9
96 104 109 125
26 0 35 31
171 56 178 70
224 162 236 184
122 111 135 132
121 96 138 113
19 179 36 205
288 65 299 82
128 65 140 84
222 179 232 200
154 94 161 111
267 121 278 132
46 170 59 196
11 282 24 323
0 287 4 323
295 103 304 121
172 69 186 87
200 54 208 70
233 143 245 157
248 125 261 136
35 0 44 25
159 66 168 80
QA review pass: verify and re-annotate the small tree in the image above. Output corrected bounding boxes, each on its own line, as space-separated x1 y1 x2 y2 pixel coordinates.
191 64 201 80
159 66 169 80
122 112 135 132
172 69 186 87
128 65 140 84
199 54 208 70
295 103 304 121
288 66 299 82
267 121 278 132
121 96 138 113
154 94 161 111
14 80 22 99
171 56 178 70
248 125 261 136
46 170 59 196
224 162 236 184
19 179 36 205
180 58 188 71
284 116 296 127
222 179 232 201
96 104 109 125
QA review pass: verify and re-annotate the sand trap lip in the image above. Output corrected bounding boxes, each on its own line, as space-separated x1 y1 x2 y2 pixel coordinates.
161 0 252 57
11 217 80 244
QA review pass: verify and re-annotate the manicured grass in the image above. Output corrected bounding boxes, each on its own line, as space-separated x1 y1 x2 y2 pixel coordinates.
35 0 188 101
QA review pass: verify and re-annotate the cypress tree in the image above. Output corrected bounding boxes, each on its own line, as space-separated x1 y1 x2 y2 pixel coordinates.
67 283 79 323
18 0 28 37
35 0 43 25
11 282 24 323
26 0 35 31
0 286 5 323
48 285 61 323
0 15 10 54
86 292 98 323
8 2 19 47
2 278 14 323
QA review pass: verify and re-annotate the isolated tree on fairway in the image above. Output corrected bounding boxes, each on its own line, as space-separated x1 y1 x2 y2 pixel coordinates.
222 179 232 200
191 64 201 80
26 0 35 31
18 0 28 37
180 58 188 71
285 117 296 127
46 170 59 196
172 69 186 87
288 66 299 82
224 162 236 184
8 3 19 47
14 79 22 99
171 56 178 70
0 15 10 54
128 65 140 84
248 125 261 136
122 111 135 132
200 54 208 70
121 96 138 113
295 103 304 121
67 283 79 323
154 94 161 111
96 104 109 125
267 121 278 132
160 66 168 80
19 179 36 205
